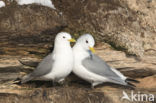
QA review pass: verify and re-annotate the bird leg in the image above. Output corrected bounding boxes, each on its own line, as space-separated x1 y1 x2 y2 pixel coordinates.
91 80 95 89
52 80 57 86
91 84 94 89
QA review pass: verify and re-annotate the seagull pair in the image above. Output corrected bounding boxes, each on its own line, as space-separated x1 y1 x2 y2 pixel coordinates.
21 32 139 88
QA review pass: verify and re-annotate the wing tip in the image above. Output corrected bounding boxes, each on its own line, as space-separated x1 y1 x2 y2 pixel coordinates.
13 77 22 85
126 78 140 83
126 82 136 89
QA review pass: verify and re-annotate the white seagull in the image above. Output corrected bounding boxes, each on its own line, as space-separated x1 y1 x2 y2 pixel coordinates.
72 34 139 88
21 32 76 84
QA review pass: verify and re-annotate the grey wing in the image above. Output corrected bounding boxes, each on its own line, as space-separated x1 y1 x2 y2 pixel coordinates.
30 53 54 77
82 54 122 79
82 54 127 85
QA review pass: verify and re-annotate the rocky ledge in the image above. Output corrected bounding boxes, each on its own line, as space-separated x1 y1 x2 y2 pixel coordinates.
0 42 155 103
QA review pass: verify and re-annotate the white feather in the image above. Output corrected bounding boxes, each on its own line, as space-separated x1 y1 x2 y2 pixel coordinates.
0 1 5 8
16 0 56 9
111 67 127 80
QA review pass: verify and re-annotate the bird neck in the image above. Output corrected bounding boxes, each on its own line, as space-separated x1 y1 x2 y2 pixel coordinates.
73 44 90 60
53 42 71 53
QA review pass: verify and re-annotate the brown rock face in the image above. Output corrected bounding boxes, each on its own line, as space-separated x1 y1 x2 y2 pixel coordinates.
0 0 155 56
0 3 66 34
0 43 156 103
0 2 66 44
53 0 156 56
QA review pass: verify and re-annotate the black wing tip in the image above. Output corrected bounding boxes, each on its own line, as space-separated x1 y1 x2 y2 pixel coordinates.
127 82 136 87
126 78 140 83
18 59 38 67
125 78 138 89
18 60 25 65
126 82 136 89
13 77 22 85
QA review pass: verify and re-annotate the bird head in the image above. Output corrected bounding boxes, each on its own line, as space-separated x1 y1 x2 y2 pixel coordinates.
76 34 95 53
55 32 76 44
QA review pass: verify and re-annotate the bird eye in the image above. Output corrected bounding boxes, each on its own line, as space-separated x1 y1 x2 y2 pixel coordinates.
63 36 66 38
86 40 88 43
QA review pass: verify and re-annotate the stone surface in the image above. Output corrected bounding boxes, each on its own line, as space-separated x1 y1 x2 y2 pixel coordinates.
0 1 66 44
0 42 156 103
53 0 156 56
0 2 65 33
0 0 155 56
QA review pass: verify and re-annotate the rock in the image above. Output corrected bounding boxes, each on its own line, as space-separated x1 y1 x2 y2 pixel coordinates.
0 0 155 56
0 2 66 44
0 2 65 34
136 75 156 89
0 43 156 103
53 0 156 56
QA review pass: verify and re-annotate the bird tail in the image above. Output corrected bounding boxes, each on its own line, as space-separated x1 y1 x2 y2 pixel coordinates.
126 78 140 83
109 77 128 86
126 82 136 88
109 77 137 88
124 78 139 88
19 60 38 67
21 73 34 84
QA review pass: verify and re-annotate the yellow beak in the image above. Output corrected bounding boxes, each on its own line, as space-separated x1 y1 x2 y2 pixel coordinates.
68 38 76 42
89 47 95 53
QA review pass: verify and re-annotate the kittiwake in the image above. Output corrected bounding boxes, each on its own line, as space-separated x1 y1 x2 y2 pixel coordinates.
72 34 139 88
21 32 76 84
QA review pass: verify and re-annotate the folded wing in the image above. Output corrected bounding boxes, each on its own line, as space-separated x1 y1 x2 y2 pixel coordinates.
82 54 127 85
21 53 54 83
